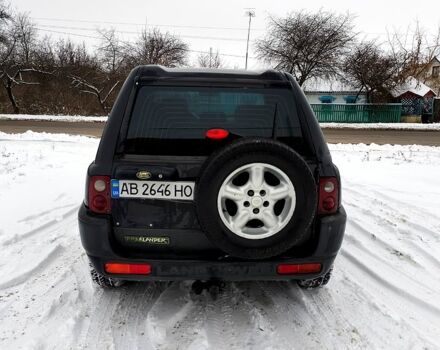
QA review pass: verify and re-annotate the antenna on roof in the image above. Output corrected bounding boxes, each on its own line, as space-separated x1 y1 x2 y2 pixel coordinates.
244 8 256 70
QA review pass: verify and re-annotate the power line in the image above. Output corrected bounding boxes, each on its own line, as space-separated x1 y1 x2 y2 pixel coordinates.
32 16 406 40
35 28 256 59
37 27 101 39
32 16 266 32
36 24 250 42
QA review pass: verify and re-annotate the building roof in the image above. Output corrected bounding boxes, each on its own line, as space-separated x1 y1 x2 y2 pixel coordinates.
302 77 362 94
430 56 440 65
391 77 436 98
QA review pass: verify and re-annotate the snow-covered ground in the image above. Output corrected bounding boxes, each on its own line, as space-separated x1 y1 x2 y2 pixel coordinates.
0 114 107 123
1 131 440 349
2 114 440 130
320 122 440 130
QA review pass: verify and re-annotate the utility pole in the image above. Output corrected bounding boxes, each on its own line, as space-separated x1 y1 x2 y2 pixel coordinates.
244 8 255 70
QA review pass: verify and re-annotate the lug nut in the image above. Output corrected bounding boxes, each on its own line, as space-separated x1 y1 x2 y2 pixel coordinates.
244 201 250 207
248 190 254 196
263 201 269 207
260 190 266 196
253 208 259 214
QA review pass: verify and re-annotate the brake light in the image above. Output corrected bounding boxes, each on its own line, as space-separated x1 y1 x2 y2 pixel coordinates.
105 263 152 275
318 177 339 215
277 263 322 275
206 128 229 140
88 175 111 214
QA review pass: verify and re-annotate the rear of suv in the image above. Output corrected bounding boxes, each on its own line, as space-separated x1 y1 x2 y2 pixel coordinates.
78 66 346 289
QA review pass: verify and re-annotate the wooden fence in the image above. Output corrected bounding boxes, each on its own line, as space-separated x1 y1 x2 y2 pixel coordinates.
311 104 402 123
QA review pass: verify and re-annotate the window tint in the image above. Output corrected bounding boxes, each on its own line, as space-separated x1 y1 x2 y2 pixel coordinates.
124 86 305 155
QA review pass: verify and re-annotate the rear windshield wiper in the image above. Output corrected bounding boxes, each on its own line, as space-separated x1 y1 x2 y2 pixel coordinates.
271 103 278 140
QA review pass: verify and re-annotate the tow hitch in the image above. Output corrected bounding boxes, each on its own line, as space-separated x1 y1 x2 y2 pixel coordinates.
191 280 226 300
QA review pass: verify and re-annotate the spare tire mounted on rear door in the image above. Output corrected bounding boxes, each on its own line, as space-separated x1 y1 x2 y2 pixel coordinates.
195 138 317 259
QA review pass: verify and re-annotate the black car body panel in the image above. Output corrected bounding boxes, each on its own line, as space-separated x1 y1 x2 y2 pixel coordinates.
80 65 346 281
79 204 346 280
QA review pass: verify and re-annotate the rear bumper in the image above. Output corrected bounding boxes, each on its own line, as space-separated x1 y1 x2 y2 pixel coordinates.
78 204 346 281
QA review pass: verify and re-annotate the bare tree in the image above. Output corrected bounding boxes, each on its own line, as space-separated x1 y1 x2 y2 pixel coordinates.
198 49 223 68
0 0 10 43
125 28 188 67
13 13 36 64
256 10 356 86
343 41 398 102
0 0 8 19
97 28 125 75
388 22 440 83
0 12 50 113
55 37 121 113
70 74 119 113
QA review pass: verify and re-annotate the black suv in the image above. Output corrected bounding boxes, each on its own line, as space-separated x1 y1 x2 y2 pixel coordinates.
78 66 346 289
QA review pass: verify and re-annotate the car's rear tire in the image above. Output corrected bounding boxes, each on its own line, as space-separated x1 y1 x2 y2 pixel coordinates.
196 138 317 260
89 263 124 288
297 267 333 289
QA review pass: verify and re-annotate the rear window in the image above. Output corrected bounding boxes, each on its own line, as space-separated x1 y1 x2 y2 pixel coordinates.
123 86 305 155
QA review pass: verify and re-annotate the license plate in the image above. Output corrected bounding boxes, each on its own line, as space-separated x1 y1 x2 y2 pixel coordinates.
111 179 195 200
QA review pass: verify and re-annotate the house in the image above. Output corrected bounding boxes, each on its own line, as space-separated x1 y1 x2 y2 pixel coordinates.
302 78 367 104
391 77 437 116
417 57 440 95
302 78 401 123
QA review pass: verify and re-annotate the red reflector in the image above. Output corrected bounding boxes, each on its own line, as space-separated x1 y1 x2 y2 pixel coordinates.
322 196 335 211
205 128 229 140
92 195 108 211
88 175 111 214
277 263 322 275
105 263 152 275
318 177 339 215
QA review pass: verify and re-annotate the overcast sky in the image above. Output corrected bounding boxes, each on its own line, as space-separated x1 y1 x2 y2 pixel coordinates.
10 0 440 69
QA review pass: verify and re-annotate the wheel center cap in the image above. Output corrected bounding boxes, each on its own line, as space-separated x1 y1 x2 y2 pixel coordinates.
251 197 263 207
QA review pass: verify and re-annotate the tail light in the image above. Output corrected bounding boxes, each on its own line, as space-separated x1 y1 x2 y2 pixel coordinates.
277 263 322 275
318 177 339 215
87 175 111 214
105 262 152 275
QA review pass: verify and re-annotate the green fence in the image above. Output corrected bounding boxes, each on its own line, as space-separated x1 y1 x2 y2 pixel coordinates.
310 103 402 123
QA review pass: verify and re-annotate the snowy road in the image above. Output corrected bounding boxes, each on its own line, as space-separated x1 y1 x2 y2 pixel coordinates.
1 131 440 349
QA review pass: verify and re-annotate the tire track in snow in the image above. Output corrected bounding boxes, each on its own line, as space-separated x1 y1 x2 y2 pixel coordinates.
344 186 439 241
223 282 284 350
83 288 123 350
0 226 89 349
343 233 432 288
262 280 371 349
334 270 435 349
200 282 285 350
202 288 236 350
343 188 440 286
249 281 323 349
146 282 205 350
17 202 75 223
110 282 168 350
0 244 63 289
347 217 440 273
2 206 78 246
343 187 440 273
295 286 369 349
340 250 440 318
